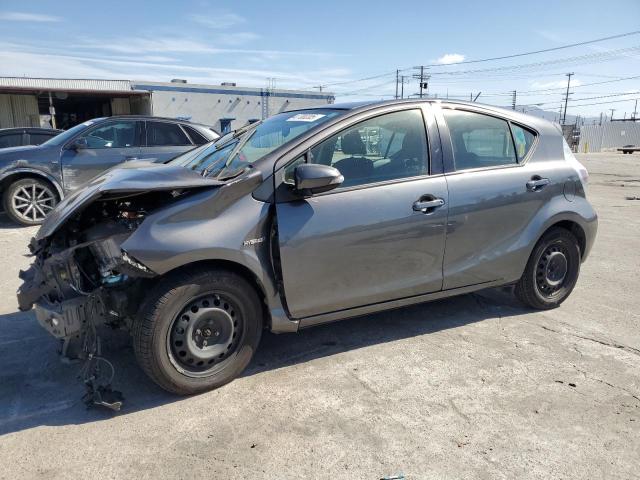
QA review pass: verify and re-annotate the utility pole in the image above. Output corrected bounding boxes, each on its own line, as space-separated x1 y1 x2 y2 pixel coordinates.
599 112 603 126
511 90 517 110
609 108 615 121
395 69 399 99
313 85 323 92
562 72 573 125
400 75 408 99
633 99 638 120
413 66 430 99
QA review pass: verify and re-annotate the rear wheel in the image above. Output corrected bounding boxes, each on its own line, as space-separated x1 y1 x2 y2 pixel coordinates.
133 267 263 395
515 228 581 310
2 177 58 226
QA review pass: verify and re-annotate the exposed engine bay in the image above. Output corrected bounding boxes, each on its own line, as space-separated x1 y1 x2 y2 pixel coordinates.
17 190 183 410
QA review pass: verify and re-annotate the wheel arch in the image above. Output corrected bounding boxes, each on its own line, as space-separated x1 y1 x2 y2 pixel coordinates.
540 219 587 259
0 168 64 200
156 258 271 327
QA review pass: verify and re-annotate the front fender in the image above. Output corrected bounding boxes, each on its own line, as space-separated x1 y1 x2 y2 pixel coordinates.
120 175 297 332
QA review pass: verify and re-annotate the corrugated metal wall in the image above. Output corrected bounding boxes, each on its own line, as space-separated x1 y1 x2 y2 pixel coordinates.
578 122 640 152
0 77 132 92
110 97 131 115
0 94 39 127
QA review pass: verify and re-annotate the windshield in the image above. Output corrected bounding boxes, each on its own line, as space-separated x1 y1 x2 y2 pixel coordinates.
40 119 102 147
171 109 343 178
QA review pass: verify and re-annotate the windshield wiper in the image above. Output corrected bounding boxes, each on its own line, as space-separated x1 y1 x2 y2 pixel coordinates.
216 166 250 182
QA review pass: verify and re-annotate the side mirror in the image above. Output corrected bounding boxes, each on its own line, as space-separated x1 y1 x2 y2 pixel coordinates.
71 138 88 150
294 163 344 195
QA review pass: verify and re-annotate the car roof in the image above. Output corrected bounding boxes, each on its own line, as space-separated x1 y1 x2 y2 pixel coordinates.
106 115 213 128
0 127 62 134
313 98 555 132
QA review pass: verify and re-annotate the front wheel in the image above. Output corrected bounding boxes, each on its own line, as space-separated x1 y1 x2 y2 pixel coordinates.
133 267 263 395
515 228 581 310
2 177 58 226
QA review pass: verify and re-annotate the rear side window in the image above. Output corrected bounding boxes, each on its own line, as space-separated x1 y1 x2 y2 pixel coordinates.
511 124 536 160
0 133 23 148
182 125 209 145
443 109 517 170
147 122 191 146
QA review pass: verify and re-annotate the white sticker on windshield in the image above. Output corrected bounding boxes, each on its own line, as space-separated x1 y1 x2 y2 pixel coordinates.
286 113 326 122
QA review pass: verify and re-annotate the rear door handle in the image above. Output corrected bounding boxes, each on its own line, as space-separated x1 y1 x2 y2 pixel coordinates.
413 198 445 213
526 177 550 192
125 156 138 161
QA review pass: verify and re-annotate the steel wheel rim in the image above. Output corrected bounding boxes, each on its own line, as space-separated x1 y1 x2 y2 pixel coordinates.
167 293 242 378
11 183 56 222
535 244 569 298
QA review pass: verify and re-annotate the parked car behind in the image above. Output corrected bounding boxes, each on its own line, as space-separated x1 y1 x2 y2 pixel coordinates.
0 127 62 148
0 116 218 225
18 100 597 401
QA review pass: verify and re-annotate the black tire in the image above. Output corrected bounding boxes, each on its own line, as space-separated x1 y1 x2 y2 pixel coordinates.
133 267 263 395
515 227 581 310
2 177 58 226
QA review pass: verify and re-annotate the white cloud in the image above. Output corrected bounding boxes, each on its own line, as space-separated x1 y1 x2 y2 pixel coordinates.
75 36 338 58
188 13 245 29
0 11 61 22
0 47 351 90
530 79 583 89
535 30 564 43
216 32 260 46
436 53 465 65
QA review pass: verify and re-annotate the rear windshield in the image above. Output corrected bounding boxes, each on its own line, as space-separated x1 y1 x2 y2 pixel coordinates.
172 109 343 178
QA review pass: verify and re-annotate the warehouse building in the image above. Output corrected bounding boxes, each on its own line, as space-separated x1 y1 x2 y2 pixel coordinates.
578 121 640 152
0 77 334 133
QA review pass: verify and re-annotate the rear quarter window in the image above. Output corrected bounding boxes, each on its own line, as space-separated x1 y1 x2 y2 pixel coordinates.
182 125 209 145
511 124 537 161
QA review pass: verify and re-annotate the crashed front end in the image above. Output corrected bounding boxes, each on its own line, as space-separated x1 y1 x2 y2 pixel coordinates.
17 196 157 348
15 161 226 408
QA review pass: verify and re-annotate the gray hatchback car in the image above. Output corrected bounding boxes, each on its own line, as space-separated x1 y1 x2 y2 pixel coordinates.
18 100 596 401
0 116 218 226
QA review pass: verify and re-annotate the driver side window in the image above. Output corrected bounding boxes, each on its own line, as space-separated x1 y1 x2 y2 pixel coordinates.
286 109 428 189
80 121 138 149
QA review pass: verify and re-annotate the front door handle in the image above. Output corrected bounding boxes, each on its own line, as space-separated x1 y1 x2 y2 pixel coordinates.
526 177 550 192
125 156 139 161
413 197 445 213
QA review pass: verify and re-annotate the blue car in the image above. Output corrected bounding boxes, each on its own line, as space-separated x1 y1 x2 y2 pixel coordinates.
0 116 218 225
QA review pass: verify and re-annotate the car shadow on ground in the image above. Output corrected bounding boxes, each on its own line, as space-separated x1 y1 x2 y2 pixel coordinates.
0 212 38 230
0 287 529 436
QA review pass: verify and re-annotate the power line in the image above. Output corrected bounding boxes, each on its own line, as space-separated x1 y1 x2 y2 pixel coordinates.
314 30 640 88
422 30 640 67
428 46 640 77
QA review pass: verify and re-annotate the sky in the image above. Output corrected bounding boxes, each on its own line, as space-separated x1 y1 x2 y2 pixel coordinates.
1 0 639 119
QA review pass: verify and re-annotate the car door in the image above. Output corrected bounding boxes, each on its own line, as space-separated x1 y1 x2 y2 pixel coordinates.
60 120 142 191
435 105 555 289
275 106 449 319
138 121 195 163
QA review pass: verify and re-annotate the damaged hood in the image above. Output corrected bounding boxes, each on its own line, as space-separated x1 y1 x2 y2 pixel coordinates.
37 161 224 240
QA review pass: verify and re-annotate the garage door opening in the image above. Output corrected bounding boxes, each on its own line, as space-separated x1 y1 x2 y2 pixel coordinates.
36 92 151 130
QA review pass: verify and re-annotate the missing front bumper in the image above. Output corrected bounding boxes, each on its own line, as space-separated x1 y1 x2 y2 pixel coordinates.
34 295 103 340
